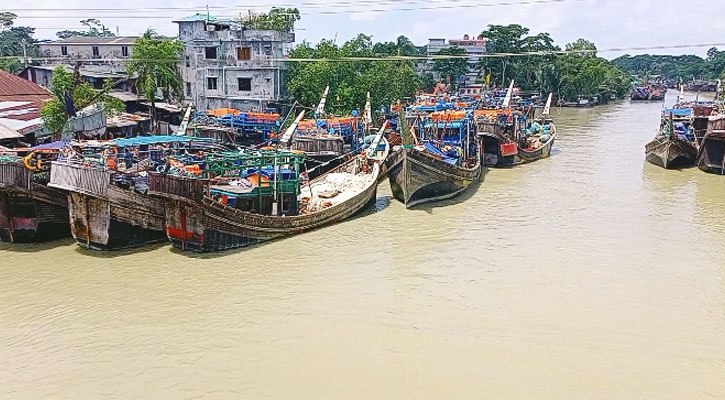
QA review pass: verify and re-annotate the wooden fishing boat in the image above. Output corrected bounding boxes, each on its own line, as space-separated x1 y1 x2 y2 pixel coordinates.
0 161 70 243
645 109 700 169
387 144 481 208
697 115 725 175
516 93 556 164
645 135 698 169
149 151 379 252
47 136 220 250
49 161 167 250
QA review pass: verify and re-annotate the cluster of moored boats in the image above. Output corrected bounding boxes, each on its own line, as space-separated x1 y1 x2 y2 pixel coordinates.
645 87 725 174
0 83 557 253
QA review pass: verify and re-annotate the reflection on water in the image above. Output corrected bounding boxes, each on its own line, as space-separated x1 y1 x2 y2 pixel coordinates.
1 92 724 399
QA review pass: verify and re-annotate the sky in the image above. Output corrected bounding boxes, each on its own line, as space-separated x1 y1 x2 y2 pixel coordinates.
8 0 725 59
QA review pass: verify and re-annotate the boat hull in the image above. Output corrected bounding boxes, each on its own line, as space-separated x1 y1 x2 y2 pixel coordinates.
157 157 379 252
65 188 167 251
645 135 698 169
0 191 70 243
516 133 556 164
697 136 725 175
387 147 481 208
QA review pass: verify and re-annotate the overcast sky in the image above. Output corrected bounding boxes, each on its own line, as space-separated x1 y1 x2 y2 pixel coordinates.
9 0 725 59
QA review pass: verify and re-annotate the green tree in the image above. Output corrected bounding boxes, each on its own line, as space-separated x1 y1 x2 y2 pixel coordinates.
0 12 39 71
432 47 469 87
126 29 183 128
287 34 420 114
40 66 124 134
242 8 300 32
373 35 420 56
56 19 115 39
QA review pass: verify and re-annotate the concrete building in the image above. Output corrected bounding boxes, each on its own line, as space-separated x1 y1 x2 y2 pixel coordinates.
174 14 295 112
426 35 487 87
39 37 137 64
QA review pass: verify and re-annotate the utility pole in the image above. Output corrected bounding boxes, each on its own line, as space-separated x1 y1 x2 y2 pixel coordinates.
20 39 29 69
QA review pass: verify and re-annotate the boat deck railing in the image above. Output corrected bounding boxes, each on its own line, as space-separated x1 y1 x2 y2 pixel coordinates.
48 161 113 198
0 161 33 191
148 173 208 203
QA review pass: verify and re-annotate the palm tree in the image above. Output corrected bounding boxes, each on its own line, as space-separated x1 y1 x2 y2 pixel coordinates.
127 29 184 130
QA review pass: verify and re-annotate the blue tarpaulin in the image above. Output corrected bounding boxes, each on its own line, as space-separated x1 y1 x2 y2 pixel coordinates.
424 142 458 165
664 109 691 117
30 140 69 151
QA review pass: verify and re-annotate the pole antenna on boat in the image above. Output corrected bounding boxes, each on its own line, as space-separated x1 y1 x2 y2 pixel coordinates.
542 93 552 116
279 111 306 147
397 101 413 147
364 91 373 126
502 80 515 109
366 121 387 158
176 105 193 136
315 85 329 119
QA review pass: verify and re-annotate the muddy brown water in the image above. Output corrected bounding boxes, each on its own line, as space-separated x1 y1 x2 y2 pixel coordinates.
1 91 724 399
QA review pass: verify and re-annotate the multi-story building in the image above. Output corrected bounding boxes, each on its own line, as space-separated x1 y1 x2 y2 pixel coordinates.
174 14 295 112
426 35 487 88
39 36 136 67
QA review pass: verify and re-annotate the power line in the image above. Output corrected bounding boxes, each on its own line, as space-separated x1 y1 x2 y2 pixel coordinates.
4 0 578 12
11 0 582 18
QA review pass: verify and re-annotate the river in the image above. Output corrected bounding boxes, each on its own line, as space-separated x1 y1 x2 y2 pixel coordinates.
2 91 724 399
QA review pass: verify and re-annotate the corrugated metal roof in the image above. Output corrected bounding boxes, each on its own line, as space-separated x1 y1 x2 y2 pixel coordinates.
0 101 46 134
0 122 23 140
0 70 51 98
42 36 138 45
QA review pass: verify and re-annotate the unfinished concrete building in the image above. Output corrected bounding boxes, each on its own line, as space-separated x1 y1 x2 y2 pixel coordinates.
174 14 295 112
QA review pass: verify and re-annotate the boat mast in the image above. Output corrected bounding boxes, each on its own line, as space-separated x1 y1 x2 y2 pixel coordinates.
502 80 515 109
279 111 306 147
542 93 553 116
315 85 329 120
364 91 373 134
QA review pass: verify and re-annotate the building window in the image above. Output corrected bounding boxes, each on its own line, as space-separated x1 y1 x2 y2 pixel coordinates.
237 47 251 60
207 77 218 90
238 78 252 91
92 46 99 57
185 55 190 67
263 45 272 56
121 46 129 57
61 46 68 56
205 47 217 59
186 82 191 97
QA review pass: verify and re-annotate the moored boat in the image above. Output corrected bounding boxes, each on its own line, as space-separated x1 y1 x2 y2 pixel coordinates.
517 93 557 164
149 149 379 252
697 114 725 175
0 145 70 243
645 111 698 169
387 105 481 208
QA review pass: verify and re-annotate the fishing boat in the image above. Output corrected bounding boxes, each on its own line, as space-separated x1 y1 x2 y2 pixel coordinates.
517 93 557 163
645 112 699 169
0 144 70 242
387 104 481 208
48 136 221 250
697 114 725 175
149 117 381 252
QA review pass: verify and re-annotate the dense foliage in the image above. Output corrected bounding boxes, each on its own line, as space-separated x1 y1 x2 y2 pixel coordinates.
286 34 421 114
40 66 124 134
433 47 469 85
126 30 184 126
56 19 115 39
613 48 725 81
476 24 631 100
0 12 39 73
241 8 300 32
